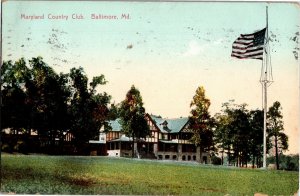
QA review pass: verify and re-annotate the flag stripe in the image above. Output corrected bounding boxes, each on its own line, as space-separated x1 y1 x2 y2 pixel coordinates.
231 53 263 60
233 41 254 46
232 46 264 54
232 45 256 50
231 28 266 61
237 36 254 41
232 51 263 57
240 29 265 37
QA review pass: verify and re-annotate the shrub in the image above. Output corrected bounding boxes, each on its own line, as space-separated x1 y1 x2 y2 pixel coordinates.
211 155 222 165
267 154 299 171
13 140 28 154
2 143 12 153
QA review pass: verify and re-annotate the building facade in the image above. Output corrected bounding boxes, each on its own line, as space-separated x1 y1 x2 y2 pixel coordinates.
101 113 211 163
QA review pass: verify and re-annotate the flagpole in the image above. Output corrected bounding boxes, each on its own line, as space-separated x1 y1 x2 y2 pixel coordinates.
262 6 269 169
231 6 272 169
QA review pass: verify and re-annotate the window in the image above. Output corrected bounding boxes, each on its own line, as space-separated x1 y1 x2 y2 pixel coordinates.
173 155 177 160
165 155 170 159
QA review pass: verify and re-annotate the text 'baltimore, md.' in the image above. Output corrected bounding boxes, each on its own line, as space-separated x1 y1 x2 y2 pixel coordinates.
20 13 130 20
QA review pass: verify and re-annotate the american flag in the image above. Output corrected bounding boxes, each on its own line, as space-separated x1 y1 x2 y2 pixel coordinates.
231 28 266 60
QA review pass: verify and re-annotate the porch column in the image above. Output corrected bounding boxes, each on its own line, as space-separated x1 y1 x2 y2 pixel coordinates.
196 146 201 163
178 144 182 161
134 142 138 158
153 143 158 156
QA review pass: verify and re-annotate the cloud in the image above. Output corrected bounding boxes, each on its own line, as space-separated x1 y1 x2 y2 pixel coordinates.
183 40 203 57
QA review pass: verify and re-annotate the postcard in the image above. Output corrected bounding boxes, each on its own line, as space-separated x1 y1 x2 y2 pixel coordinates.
0 1 299 195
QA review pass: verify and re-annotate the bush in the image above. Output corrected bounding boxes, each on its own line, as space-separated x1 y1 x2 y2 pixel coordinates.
267 154 299 171
13 140 28 154
211 155 222 165
2 143 13 153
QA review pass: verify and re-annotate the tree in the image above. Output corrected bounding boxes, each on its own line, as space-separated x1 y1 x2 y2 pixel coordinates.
119 85 149 158
214 100 253 167
214 111 232 165
1 59 31 133
25 57 71 153
69 67 111 154
248 109 263 168
229 105 251 167
267 101 288 170
2 57 112 155
1 57 71 154
189 86 214 162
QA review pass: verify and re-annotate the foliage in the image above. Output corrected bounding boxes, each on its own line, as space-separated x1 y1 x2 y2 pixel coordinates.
107 103 119 121
248 109 264 168
214 100 264 167
267 154 299 171
1 155 298 195
69 67 111 152
26 57 71 148
1 57 72 154
119 85 150 157
189 86 214 154
267 101 288 170
1 57 111 154
1 59 31 132
211 155 222 165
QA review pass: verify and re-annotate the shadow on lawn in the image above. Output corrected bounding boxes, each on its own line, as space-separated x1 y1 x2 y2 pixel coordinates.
2 164 96 188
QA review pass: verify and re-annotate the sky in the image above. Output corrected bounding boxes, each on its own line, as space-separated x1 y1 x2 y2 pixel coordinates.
1 1 299 154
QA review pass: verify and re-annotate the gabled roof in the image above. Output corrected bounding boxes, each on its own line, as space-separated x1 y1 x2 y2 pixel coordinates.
109 118 122 132
108 115 189 134
150 115 189 133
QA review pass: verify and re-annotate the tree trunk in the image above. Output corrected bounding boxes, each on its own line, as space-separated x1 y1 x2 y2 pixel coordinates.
199 147 202 163
227 145 231 165
275 134 279 170
252 154 255 169
236 151 239 167
132 132 135 158
221 149 224 165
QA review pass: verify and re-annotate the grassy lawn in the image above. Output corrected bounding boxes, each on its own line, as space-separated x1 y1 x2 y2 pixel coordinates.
0 154 298 195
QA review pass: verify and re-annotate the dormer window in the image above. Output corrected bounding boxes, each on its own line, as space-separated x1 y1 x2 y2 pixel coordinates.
160 120 169 131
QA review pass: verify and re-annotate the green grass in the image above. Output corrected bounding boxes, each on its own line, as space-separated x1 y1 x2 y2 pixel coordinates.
1 154 298 195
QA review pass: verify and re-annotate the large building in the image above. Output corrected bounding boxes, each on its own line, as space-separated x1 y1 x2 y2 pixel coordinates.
94 113 211 163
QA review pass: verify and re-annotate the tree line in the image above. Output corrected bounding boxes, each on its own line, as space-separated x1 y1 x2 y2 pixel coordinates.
190 86 289 169
1 57 114 154
1 57 290 169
